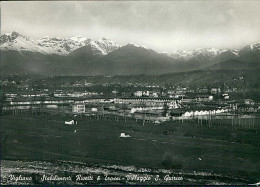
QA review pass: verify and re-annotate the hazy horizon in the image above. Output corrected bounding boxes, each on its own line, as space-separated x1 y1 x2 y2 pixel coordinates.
1 1 260 52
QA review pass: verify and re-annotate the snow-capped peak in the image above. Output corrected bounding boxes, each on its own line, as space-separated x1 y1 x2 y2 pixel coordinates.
68 36 90 43
231 49 239 56
0 31 27 44
0 31 49 53
1 31 259 58
169 43 260 60
95 38 121 54
238 42 260 53
0 31 120 55
170 48 227 60
9 31 21 38
245 42 260 50
127 43 150 50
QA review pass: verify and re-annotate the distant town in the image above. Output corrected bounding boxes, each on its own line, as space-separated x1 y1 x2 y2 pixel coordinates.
1 73 259 125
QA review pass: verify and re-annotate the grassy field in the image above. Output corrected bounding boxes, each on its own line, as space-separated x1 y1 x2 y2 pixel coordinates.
1 114 260 184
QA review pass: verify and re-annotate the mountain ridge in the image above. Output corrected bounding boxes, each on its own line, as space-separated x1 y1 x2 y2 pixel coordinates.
0 31 121 56
1 31 259 76
1 31 259 59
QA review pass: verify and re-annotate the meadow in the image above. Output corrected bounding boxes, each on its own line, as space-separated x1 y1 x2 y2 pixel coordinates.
1 114 260 184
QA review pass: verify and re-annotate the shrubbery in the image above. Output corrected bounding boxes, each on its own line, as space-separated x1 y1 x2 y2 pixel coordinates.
161 152 183 170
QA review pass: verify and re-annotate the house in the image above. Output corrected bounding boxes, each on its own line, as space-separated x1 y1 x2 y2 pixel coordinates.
211 88 221 95
72 104 85 113
222 93 230 99
120 133 131 138
134 91 143 97
91 107 98 112
142 91 150 97
196 95 211 102
5 93 18 98
46 105 58 109
65 120 77 125
174 94 185 99
154 120 161 124
151 92 159 98
244 99 255 105
134 91 150 97
168 100 180 109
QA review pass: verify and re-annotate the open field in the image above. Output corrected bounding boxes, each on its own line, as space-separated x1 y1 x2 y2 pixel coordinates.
1 114 260 184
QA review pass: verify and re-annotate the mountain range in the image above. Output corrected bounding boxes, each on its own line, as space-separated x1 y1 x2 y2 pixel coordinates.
0 31 259 75
0 31 120 55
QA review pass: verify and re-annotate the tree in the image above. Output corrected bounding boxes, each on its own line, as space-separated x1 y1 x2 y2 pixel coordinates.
162 102 169 117
40 96 46 115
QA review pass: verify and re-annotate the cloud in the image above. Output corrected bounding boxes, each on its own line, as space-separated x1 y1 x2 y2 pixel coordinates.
1 1 260 51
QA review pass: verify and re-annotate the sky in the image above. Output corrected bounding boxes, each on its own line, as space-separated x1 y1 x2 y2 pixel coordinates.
1 1 260 52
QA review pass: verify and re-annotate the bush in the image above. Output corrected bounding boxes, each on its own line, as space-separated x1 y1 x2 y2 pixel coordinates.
161 152 183 170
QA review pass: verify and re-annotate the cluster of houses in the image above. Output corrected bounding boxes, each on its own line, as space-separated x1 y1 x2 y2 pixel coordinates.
183 109 228 117
2 88 259 121
53 91 101 97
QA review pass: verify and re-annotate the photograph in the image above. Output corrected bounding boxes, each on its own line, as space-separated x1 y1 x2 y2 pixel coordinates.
0 0 260 185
